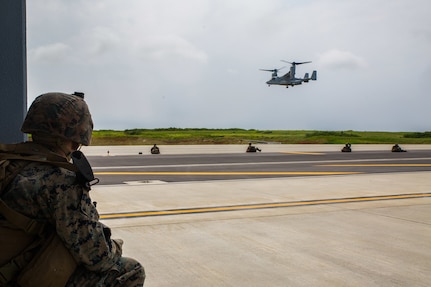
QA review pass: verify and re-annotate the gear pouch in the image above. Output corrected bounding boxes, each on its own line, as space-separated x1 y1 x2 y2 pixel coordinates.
17 233 77 287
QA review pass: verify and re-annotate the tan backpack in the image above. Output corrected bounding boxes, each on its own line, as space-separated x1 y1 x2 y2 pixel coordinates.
0 142 96 287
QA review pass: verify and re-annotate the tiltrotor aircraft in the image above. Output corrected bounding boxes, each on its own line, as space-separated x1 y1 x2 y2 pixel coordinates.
260 60 317 88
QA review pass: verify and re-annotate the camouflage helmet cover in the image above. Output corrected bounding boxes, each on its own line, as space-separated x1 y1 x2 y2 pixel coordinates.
21 92 93 145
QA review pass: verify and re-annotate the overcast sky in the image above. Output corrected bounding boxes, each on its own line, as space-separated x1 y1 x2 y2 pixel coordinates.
27 0 431 132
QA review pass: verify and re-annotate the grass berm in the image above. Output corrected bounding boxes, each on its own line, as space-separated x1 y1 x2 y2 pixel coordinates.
90 129 431 145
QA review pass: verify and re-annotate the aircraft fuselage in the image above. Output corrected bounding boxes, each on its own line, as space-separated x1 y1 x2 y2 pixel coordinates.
266 78 304 87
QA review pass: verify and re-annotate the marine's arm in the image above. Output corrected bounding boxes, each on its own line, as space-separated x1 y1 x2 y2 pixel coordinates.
43 168 122 272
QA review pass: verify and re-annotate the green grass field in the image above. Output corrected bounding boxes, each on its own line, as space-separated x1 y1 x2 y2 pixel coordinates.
90 129 431 145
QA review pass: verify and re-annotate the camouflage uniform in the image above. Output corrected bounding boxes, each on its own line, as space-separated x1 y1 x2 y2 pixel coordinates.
1 161 144 286
0 92 145 286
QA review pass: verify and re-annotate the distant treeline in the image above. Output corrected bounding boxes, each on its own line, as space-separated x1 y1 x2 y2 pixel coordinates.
305 131 360 138
403 131 431 138
122 128 247 135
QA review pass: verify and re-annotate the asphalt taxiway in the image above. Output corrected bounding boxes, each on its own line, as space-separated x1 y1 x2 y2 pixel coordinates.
82 145 431 287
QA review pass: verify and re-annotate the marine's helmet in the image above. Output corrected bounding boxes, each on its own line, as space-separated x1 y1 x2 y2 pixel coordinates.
21 92 93 146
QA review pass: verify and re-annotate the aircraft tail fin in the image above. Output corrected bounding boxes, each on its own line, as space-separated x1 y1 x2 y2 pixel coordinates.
311 70 317 80
303 73 309 82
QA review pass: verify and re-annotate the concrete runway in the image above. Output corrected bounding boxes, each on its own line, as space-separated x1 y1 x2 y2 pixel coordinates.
83 145 431 287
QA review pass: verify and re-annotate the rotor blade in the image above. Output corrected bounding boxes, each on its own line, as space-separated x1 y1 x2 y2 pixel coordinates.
259 66 285 72
281 60 312 65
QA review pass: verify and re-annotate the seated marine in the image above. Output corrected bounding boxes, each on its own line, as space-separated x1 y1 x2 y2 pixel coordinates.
246 143 261 152
151 144 160 154
341 143 352 152
0 92 145 286
392 144 406 152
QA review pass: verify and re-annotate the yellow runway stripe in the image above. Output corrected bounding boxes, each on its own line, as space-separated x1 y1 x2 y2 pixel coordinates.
320 164 431 167
95 171 362 176
100 193 431 219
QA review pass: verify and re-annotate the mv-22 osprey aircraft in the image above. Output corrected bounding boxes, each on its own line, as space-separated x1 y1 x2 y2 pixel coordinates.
260 60 317 88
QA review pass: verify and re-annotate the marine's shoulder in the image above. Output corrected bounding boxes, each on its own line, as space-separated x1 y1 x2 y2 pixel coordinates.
23 160 75 174
17 161 78 189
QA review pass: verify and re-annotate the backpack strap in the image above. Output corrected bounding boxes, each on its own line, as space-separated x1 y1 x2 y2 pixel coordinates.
0 155 47 279
0 200 45 235
0 142 77 172
0 200 48 284
0 204 48 285
0 159 32 194
0 145 47 234
0 239 43 285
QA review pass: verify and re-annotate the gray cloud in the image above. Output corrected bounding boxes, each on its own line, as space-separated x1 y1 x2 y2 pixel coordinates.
26 0 431 132
29 43 72 63
318 49 367 70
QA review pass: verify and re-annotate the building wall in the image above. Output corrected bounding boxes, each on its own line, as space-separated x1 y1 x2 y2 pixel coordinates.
0 0 27 143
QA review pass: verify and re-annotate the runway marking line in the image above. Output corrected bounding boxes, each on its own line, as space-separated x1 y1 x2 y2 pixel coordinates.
94 171 362 176
280 152 325 155
100 192 431 220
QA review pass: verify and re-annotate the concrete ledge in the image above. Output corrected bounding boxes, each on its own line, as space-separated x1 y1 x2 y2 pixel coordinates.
81 144 431 156
91 171 431 287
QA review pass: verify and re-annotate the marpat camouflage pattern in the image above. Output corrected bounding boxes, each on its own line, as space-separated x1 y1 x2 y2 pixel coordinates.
1 161 145 286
